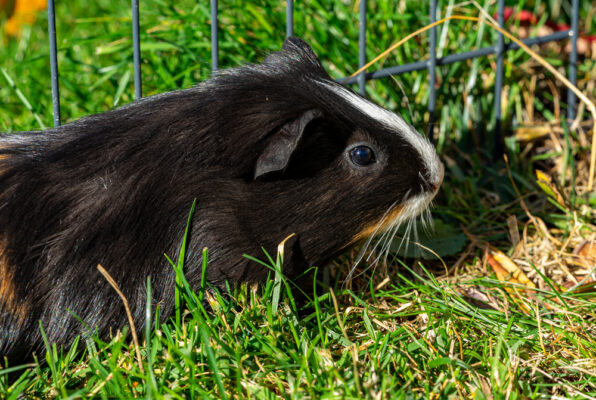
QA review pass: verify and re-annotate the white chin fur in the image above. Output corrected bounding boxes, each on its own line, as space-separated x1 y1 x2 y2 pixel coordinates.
400 191 436 222
377 191 436 235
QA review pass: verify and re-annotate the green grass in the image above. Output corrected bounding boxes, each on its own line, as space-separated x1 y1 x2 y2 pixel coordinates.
1 0 596 398
2 251 595 398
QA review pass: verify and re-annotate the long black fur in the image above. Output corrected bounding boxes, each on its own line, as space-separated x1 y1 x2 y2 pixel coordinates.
0 38 434 363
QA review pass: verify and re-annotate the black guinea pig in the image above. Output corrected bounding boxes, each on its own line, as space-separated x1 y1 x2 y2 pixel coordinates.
0 37 443 362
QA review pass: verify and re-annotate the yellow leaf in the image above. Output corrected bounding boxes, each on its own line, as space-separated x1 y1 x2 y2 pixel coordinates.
535 170 566 206
490 250 536 288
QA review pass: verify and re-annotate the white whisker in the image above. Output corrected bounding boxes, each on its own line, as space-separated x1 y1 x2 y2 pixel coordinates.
393 218 411 257
345 186 439 285
381 219 403 265
370 214 400 257
349 199 401 279
369 215 403 266
412 217 420 257
366 189 411 265
404 218 413 253
418 171 429 186
421 206 434 234
363 188 410 263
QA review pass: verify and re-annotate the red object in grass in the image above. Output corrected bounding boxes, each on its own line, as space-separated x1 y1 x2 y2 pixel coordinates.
495 6 596 51
498 6 536 24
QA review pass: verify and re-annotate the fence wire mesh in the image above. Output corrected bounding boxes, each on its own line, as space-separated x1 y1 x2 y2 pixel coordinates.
45 0 580 140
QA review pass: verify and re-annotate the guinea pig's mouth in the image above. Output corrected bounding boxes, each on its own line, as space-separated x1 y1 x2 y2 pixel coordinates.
347 186 439 280
353 191 435 241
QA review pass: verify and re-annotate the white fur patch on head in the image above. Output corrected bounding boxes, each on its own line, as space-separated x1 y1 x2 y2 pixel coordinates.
317 80 443 187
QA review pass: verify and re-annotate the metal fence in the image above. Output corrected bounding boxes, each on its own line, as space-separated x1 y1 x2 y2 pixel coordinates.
46 0 581 144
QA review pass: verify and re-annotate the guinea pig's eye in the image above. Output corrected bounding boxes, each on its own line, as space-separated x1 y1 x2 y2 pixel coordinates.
349 145 375 166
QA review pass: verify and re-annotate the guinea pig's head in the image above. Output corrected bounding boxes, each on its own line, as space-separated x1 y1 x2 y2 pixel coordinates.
210 37 443 271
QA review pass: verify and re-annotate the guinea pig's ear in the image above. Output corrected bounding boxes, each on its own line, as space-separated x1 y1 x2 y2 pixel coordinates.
282 37 319 61
264 37 328 78
254 109 323 179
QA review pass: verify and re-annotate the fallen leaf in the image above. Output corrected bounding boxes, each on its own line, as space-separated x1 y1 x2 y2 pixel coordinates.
515 125 550 141
536 170 567 207
574 241 596 268
489 250 536 288
572 281 596 294
486 250 535 314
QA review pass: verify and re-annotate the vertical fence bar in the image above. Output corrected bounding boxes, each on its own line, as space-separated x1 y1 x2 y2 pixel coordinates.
358 0 366 96
567 0 579 121
427 0 437 140
211 0 219 71
286 0 294 38
493 0 505 155
132 0 142 99
47 0 60 127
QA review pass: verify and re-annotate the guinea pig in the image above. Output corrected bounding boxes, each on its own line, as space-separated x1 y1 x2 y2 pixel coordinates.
0 37 443 363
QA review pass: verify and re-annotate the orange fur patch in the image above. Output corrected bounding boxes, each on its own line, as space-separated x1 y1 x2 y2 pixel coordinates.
351 205 404 244
0 238 27 325
0 153 8 175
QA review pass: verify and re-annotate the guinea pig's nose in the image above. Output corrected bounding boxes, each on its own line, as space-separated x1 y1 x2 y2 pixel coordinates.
431 158 444 190
421 146 444 192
